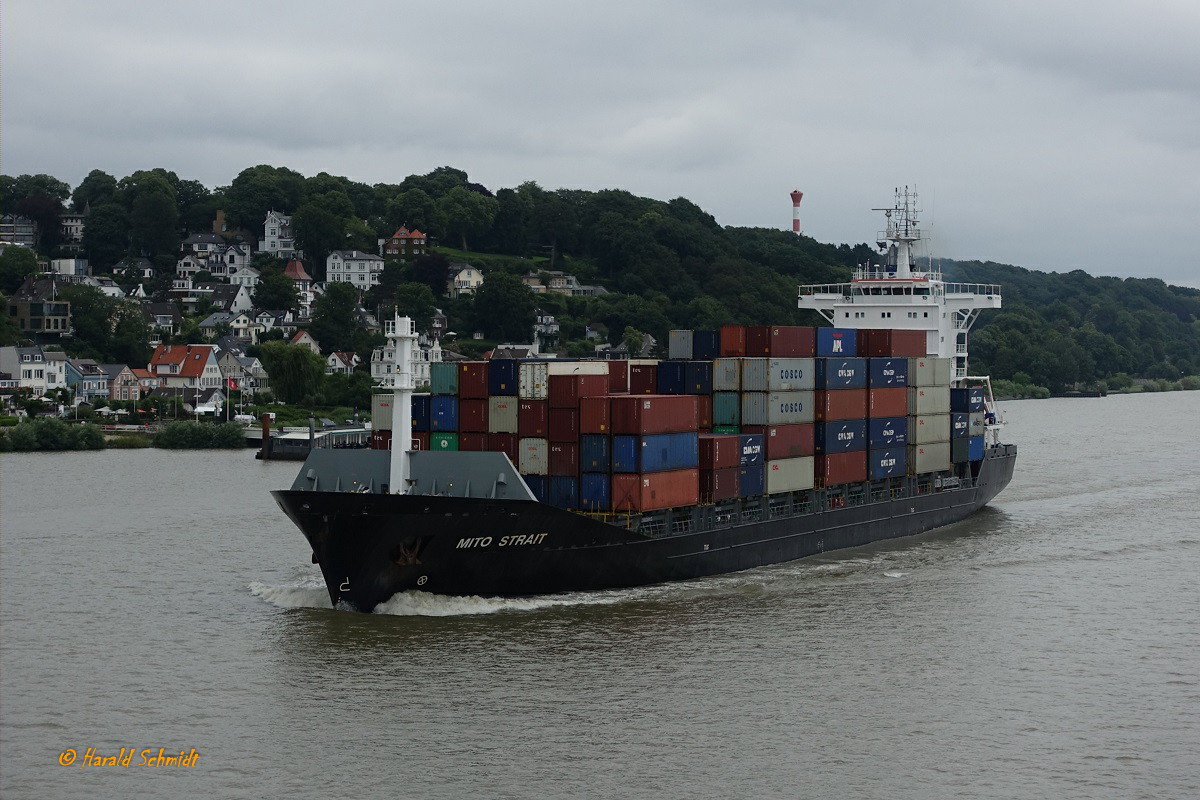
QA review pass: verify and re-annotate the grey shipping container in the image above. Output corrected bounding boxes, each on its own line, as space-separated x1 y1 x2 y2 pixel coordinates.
668 330 694 360
910 413 951 445
713 358 740 391
767 358 816 391
909 357 952 387
518 362 548 399
908 441 951 475
518 437 549 475
908 385 951 415
488 396 519 433
767 391 815 425
766 456 815 494
741 392 767 426
372 392 393 429
968 412 986 437
741 358 769 391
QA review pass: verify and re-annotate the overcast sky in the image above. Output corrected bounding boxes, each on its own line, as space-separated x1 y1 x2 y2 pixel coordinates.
4 1 1198 286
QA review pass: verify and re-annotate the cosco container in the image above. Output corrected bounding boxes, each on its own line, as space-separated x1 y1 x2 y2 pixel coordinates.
549 373 608 408
699 434 741 469
548 407 579 442
908 385 951 415
868 416 907 448
815 419 868 453
815 357 867 389
700 468 739 501
910 414 951 445
692 330 719 361
908 442 951 474
684 361 713 394
668 329 694 360
610 394 699 435
738 433 764 466
518 437 549 475
817 451 867 487
488 359 519 396
611 432 699 473
909 357 952 387
579 473 610 511
430 362 458 395
738 465 765 497
458 432 488 451
579 434 610 472
816 327 857 357
611 469 700 512
430 396 458 431
579 395 611 434
548 476 578 509
741 358 768 391
712 358 741 391
767 358 815 391
745 325 772 357
488 433 518 464
430 432 458 451
868 387 908 419
868 358 909 387
768 326 816 357
655 360 686 395
951 412 970 438
720 325 746 357
458 362 489 398
488 396 518 434
951 387 986 413
517 399 548 438
549 442 579 476
766 456 815 494
814 389 867 422
868 447 906 479
458 397 489 433
629 363 657 394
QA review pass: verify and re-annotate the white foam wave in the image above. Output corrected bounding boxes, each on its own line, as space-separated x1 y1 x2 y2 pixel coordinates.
883 571 908 579
371 588 635 616
249 580 333 609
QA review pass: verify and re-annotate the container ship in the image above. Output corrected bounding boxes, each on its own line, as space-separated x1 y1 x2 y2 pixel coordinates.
272 189 1017 611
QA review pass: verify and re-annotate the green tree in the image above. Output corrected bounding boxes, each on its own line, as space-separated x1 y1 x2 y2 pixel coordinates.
130 189 180 257
72 170 119 211
292 201 347 280
221 165 306 230
252 266 300 312
385 188 445 237
309 281 360 353
258 341 326 404
56 284 112 358
110 301 153 366
410 252 451 298
472 271 534 341
393 282 437 330
439 186 498 251
0 246 39 294
80 202 130 269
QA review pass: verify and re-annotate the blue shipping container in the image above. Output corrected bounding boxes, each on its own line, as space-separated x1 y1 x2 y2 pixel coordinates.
868 417 907 448
738 434 764 466
951 387 986 413
868 358 909 387
693 330 719 361
816 419 868 453
579 434 610 473
738 465 765 497
968 435 985 461
684 360 714 394
430 396 458 431
868 447 907 479
815 357 868 389
579 473 610 511
548 476 578 509
524 474 550 504
410 393 431 432
817 327 858 357
951 413 970 438
612 432 699 473
488 359 520 396
656 361 686 394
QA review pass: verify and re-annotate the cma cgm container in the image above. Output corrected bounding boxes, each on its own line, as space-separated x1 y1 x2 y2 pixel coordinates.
868 447 906 479
579 473 610 511
610 395 699 435
668 330 694 360
628 363 657 394
518 437 549 475
909 385 951 416
869 417 907 449
738 433 764 466
488 359 519 396
612 432 699 473
712 358 740 391
868 387 908 419
430 362 458 395
458 398 489 433
612 469 700 512
699 434 740 469
767 358 816 391
579 434 611 472
816 327 857 357
951 387 986 413
692 330 719 361
951 413 970 438
817 451 867 487
814 389 867 422
815 419 868 453
911 414 951 445
517 399 548 438
868 358 909 387
766 456 815 494
909 442 951 474
768 326 816 357
719 325 747 357
816 358 867 389
430 396 458 431
457 362 489 399
488 397 518 434
700 468 739 501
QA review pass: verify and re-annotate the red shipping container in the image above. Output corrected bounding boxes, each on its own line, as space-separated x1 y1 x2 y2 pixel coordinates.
745 325 771 357
612 469 700 512
696 394 712 430
869 387 908 418
608 360 629 393
458 362 489 398
700 467 739 501
699 434 741 469
458 397 489 432
610 394 699 435
864 329 927 358
549 373 609 409
518 399 548 438
817 451 867 487
370 430 391 450
548 407 579 442
458 432 489 451
815 389 868 421
579 395 611 433
412 431 429 451
629 364 657 394
769 326 816 357
719 325 746 357
762 423 814 459
549 442 579 476
488 433 519 463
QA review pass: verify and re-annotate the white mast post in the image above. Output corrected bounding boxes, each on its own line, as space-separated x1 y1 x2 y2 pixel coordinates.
388 313 417 494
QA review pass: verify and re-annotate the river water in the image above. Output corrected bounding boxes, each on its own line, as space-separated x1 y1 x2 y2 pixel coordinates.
3 392 1198 799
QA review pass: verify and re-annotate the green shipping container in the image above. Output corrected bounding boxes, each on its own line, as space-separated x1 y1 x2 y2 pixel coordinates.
712 391 740 426
430 433 459 451
712 425 740 435
430 362 458 396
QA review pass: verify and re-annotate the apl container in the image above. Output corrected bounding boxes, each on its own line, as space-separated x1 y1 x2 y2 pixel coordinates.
668 329 694 360
814 389 867 422
868 447 906 479
430 396 458 431
816 327 857 357
868 387 908 419
868 417 907 448
518 437 549 475
700 467 739 501
767 358 815 391
610 395 699 435
488 396 518 434
517 399 548 438
909 357 952 387
611 469 700 512
579 434 611 472
766 456 815 494
910 414 951 445
768 326 816 357
488 359 519 396
458 398 489 433
430 362 458 395
909 385 951 415
815 419 868 453
458 362 489 399
909 442 951 474
816 358 868 389
579 472 611 511
868 358 909 387
612 432 699 473
741 358 769 392
712 358 741 391
692 330 719 361
817 451 867 487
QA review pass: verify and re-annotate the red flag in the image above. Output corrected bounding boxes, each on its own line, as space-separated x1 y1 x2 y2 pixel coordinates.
226 377 238 390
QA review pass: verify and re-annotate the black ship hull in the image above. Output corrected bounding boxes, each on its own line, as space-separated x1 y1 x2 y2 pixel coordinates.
272 445 1017 611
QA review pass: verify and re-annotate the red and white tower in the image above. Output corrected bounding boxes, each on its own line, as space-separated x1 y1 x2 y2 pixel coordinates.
790 190 804 235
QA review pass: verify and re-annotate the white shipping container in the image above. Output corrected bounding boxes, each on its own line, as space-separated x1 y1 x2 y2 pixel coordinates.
371 393 393 430
909 357 952 387
908 385 951 415
741 391 767 426
767 390 815 424
518 362 548 399
713 358 741 391
518 437 548 475
546 361 609 376
488 396 519 433
910 413 951 444
668 330 694 360
908 441 951 475
741 358 769 391
968 412 986 437
768 358 815 391
767 456 815 494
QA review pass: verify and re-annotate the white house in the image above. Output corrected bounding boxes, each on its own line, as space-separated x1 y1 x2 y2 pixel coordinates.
326 250 384 290
259 210 296 257
1 345 68 397
448 267 484 298
371 335 442 387
229 266 261 289
325 351 360 375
